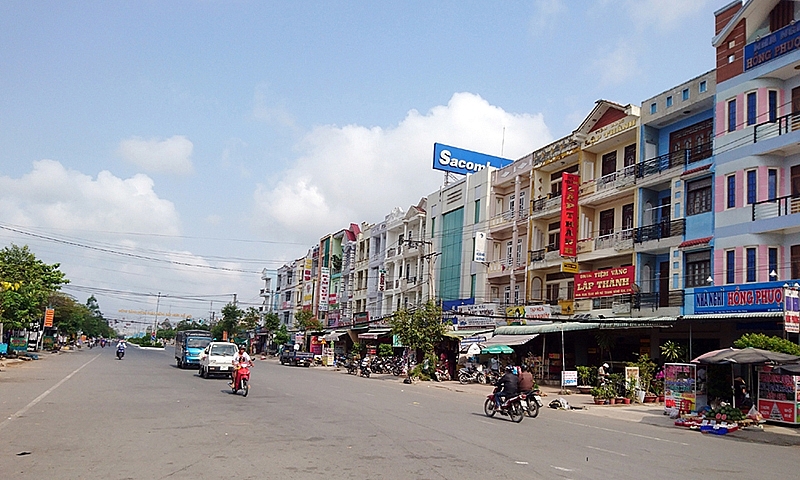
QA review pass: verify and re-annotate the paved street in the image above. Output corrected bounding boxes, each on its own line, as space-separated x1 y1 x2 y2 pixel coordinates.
1 348 799 480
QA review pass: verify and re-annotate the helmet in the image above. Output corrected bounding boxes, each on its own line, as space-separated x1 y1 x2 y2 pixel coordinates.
505 365 514 372
602 363 609 368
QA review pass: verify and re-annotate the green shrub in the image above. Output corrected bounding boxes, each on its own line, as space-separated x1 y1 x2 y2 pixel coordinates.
733 333 800 356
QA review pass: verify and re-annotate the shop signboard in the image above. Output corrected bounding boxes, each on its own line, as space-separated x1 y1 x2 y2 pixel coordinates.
694 281 785 314
758 369 799 424
318 267 330 312
624 366 639 393
353 311 369 326
474 232 487 263
561 370 578 387
561 261 579 274
744 22 800 71
432 143 513 176
784 287 800 333
664 363 697 411
9 337 27 352
310 336 322 355
44 308 54 328
455 303 500 329
303 256 313 282
559 173 579 257
574 266 634 298
302 280 314 307
327 311 340 328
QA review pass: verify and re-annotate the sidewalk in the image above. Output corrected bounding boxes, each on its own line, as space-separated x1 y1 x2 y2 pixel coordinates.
304 362 800 445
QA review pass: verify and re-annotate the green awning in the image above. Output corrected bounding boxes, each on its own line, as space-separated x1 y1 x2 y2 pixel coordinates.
481 345 514 354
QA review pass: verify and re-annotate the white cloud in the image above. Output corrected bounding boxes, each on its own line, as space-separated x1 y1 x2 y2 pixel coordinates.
625 0 711 33
117 135 194 175
592 40 639 87
253 92 552 243
253 84 297 129
0 159 181 235
530 0 567 35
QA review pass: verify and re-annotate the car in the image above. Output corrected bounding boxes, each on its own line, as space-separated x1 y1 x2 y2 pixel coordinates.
198 342 238 378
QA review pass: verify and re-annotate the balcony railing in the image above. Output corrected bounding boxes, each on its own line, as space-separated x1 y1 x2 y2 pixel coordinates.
531 193 561 214
636 142 711 180
530 248 546 262
634 218 686 243
754 112 800 143
752 194 800 220
633 290 684 309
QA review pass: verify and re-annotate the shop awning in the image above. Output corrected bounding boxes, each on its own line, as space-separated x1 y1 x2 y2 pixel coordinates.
494 322 600 335
357 328 392 340
482 333 538 346
681 312 783 321
322 331 347 342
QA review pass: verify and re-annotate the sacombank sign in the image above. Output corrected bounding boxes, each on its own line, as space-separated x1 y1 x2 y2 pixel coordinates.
433 143 513 175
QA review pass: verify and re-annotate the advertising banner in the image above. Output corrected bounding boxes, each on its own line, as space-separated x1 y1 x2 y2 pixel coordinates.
694 281 785 314
318 267 330 312
303 256 313 282
574 266 634 298
378 270 385 292
474 231 486 263
664 363 696 410
9 337 27 352
757 369 799 423
455 303 500 329
432 143 513 176
302 280 314 307
560 173 579 257
785 287 800 333
44 308 54 328
561 370 578 387
353 311 369 326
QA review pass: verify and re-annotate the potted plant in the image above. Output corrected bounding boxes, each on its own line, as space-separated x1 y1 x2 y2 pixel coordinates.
624 377 637 405
576 365 596 394
652 369 665 402
632 354 657 402
590 386 608 405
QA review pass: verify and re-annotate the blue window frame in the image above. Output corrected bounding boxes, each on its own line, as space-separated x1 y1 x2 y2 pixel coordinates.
726 250 735 284
747 170 757 204
747 92 757 126
727 175 736 208
700 81 707 93
682 89 690 101
746 247 756 282
666 96 673 108
769 90 778 122
728 99 737 132
768 169 777 200
650 103 657 114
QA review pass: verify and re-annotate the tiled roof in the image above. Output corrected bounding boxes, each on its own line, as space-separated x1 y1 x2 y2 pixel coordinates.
679 236 712 248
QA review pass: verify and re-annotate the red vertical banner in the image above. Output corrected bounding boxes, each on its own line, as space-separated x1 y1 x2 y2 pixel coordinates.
560 173 580 257
44 308 54 328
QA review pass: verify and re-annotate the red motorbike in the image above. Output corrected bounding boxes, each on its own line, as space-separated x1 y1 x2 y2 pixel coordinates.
231 365 250 397
484 386 525 423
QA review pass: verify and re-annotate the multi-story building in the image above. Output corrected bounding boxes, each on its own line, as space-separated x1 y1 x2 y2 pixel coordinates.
367 219 387 321
275 257 305 329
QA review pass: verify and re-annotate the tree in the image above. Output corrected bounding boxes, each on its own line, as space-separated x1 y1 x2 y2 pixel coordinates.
294 309 323 332
212 302 243 340
389 300 445 356
262 312 280 333
274 324 289 345
0 244 68 332
176 318 208 331
733 333 800 356
241 307 260 331
660 340 686 362
47 292 115 338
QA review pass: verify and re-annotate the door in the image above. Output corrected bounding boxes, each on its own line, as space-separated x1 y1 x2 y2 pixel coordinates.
660 197 671 238
659 261 670 307
792 165 800 213
792 87 800 130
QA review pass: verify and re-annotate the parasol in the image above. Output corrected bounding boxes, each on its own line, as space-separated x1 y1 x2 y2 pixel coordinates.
480 344 514 355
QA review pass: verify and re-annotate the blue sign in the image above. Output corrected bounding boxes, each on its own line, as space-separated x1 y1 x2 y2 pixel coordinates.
744 22 800 71
694 281 786 314
433 143 513 175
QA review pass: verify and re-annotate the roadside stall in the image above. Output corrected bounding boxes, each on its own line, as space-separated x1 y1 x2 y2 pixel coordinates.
758 363 800 425
663 363 707 413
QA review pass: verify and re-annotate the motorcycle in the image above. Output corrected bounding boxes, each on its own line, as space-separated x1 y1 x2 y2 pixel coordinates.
346 360 358 375
458 365 485 384
521 389 543 418
359 359 371 378
231 365 250 397
484 386 525 423
116 346 125 360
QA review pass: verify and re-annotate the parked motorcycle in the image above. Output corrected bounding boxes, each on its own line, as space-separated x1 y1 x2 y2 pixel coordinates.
484 386 525 423
458 365 485 384
231 365 250 397
346 360 358 375
359 358 371 378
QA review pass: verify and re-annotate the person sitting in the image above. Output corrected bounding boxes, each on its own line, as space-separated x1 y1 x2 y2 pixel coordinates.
518 365 535 395
230 345 252 388
495 365 519 410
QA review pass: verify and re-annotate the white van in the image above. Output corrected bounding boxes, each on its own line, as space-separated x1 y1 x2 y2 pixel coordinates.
198 342 238 378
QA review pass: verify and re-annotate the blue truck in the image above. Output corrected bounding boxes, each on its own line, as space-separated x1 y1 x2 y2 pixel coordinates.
175 330 212 369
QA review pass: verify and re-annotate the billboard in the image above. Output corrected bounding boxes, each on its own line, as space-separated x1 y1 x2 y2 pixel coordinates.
574 266 635 298
560 173 579 257
474 232 486 263
433 143 513 176
318 267 330 312
744 22 800 71
693 281 786 314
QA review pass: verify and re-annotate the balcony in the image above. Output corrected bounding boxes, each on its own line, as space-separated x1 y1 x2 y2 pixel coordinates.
633 290 685 309
752 194 800 220
634 218 685 243
596 165 636 193
531 194 561 218
594 229 633 252
754 112 800 143
386 247 396 258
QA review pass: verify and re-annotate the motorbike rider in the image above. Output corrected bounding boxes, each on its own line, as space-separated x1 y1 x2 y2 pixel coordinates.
494 365 519 410
359 354 371 375
517 364 535 395
230 345 253 388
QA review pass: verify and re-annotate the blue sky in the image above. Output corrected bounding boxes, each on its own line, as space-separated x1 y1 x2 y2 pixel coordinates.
0 0 721 326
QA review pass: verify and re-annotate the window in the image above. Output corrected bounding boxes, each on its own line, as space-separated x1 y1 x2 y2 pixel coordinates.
599 209 615 236
601 151 617 177
682 88 690 101
474 199 481 223
686 177 712 215
747 92 757 126
727 175 736 208
685 250 711 288
769 248 778 280
470 274 476 299
431 217 435 238
747 170 757 204
726 250 735 284
623 144 636 167
793 245 800 280
650 102 657 114
514 285 520 304
666 96 673 108
516 238 522 266
699 80 707 93
622 203 634 231
504 286 511 305
746 247 756 282
546 283 559 305
728 54 735 64
728 99 737 132
768 169 778 200
769 90 778 122
518 190 526 216
506 241 512 266
547 221 560 251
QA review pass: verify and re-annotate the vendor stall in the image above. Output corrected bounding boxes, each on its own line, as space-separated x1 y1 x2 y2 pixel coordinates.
758 364 800 425
664 363 707 412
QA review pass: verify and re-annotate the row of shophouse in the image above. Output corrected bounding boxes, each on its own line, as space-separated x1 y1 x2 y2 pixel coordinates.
257 0 800 377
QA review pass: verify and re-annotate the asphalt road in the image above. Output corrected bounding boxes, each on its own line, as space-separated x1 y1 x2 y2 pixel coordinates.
1 347 798 480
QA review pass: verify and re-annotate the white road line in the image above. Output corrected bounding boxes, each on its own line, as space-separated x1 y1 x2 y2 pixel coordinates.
0 353 101 431
586 445 627 457
550 465 573 472
556 419 691 446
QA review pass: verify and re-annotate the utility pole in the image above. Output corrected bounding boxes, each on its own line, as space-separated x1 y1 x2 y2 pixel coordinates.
404 238 440 304
153 292 161 341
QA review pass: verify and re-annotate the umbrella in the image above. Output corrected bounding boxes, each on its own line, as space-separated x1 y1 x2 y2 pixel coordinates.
481 345 514 355
770 363 800 375
692 347 800 365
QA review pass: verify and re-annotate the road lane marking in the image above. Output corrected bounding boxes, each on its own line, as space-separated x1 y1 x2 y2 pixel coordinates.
555 419 690 446
550 465 573 472
0 353 101 431
586 445 627 457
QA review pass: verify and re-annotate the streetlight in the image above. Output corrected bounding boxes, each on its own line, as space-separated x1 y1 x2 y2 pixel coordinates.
706 276 713 285
770 270 778 280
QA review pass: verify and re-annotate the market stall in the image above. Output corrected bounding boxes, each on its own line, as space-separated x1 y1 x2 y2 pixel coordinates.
758 363 800 425
663 363 707 412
